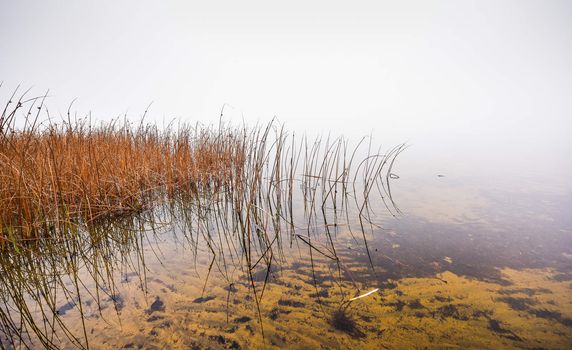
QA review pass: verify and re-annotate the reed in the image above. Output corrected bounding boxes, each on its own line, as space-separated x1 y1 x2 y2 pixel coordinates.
0 87 405 349
0 89 245 243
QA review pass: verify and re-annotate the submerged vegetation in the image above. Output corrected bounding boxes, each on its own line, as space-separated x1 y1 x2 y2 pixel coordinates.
0 87 405 349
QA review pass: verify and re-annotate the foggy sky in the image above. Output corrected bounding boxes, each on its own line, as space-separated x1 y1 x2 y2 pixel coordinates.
1 1 571 189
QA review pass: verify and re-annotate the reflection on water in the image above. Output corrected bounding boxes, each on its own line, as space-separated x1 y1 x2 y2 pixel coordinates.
2 149 572 349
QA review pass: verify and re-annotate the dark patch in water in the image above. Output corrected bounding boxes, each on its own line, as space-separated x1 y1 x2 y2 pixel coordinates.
387 299 405 312
224 284 238 293
360 314 373 322
472 309 493 318
193 295 215 303
277 299 305 308
497 297 537 311
498 288 551 296
226 325 238 333
146 297 165 314
433 295 452 303
408 299 424 309
56 301 76 316
290 261 311 271
309 289 329 298
110 294 125 312
497 295 572 328
488 319 522 341
147 315 164 322
434 304 468 321
268 307 291 320
528 308 572 328
331 309 365 338
233 316 251 323
208 335 241 349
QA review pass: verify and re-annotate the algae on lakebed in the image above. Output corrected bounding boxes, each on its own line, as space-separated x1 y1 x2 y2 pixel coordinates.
53 247 572 350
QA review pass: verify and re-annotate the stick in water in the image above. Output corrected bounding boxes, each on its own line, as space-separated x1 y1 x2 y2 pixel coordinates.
349 288 379 301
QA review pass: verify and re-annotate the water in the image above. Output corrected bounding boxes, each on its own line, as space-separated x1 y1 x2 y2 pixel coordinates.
1 146 571 350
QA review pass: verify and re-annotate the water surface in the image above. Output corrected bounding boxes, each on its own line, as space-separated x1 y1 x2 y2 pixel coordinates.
2 148 571 350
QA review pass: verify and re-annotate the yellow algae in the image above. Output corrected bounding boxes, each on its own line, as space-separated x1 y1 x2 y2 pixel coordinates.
56 259 572 349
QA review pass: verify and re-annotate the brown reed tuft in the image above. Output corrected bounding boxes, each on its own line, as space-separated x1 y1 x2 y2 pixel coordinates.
0 93 245 242
0 89 405 349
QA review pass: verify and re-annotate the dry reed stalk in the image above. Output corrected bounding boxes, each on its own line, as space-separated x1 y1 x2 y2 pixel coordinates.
0 88 404 350
0 94 246 242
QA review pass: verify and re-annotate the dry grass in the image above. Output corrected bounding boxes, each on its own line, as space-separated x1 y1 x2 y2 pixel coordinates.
0 88 405 349
0 91 245 241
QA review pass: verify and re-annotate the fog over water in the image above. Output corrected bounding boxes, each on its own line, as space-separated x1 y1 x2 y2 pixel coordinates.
3 3 572 348
1 0 571 191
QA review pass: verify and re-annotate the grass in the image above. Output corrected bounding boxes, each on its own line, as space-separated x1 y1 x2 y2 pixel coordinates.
0 87 405 349
0 88 245 242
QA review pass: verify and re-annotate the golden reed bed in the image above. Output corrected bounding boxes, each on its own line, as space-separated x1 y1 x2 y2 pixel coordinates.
0 91 245 241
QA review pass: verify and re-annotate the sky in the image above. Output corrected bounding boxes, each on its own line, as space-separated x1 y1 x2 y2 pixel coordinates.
1 0 571 189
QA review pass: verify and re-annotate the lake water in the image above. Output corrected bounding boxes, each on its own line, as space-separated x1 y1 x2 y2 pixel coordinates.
1 143 571 350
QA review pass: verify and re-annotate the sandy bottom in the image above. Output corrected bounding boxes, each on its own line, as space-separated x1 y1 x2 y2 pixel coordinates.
53 250 572 350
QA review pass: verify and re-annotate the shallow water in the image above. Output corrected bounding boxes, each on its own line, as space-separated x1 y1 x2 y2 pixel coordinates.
2 156 572 349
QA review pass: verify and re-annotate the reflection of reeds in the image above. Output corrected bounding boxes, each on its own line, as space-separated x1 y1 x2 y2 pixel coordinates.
0 88 405 349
